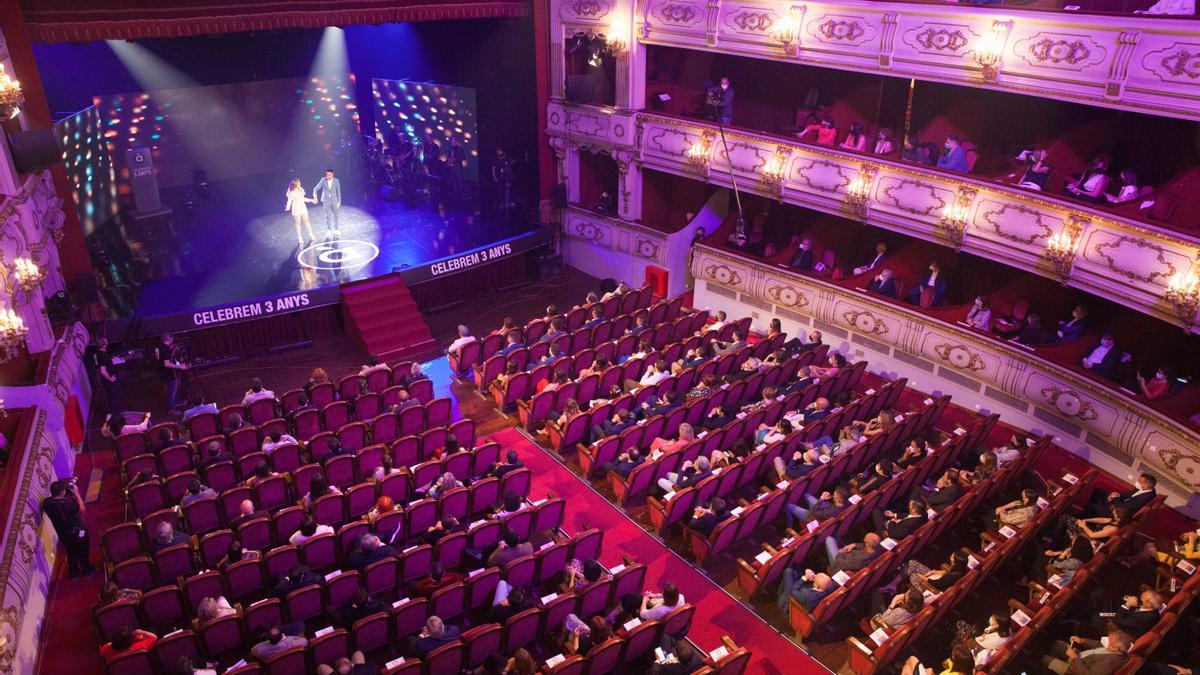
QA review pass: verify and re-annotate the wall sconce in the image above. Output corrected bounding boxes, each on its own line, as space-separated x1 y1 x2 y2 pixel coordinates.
0 64 24 120
1166 268 1200 329
685 133 712 174
0 308 28 363
970 21 1012 82
13 258 44 291
760 152 787 197
1044 229 1079 281
937 187 975 248
772 7 804 56
605 32 628 57
844 166 875 219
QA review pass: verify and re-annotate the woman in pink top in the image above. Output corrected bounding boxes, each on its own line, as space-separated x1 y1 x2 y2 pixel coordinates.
649 423 696 459
797 116 838 146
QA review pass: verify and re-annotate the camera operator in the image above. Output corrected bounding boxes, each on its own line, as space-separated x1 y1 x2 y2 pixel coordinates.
42 478 93 578
706 76 734 125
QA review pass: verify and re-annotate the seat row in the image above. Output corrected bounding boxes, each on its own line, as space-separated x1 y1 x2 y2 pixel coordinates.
1114 563 1200 674
124 424 485 519
845 462 1089 675
107 466 536 567
115 392 452 469
449 285 663 376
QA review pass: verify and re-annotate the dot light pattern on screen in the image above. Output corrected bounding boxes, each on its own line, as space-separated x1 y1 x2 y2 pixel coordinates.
56 106 119 234
372 79 479 180
299 73 361 148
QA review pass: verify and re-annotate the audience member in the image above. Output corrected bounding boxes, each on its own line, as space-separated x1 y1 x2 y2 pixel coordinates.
347 533 396 572
180 478 217 506
242 378 275 406
149 521 189 554
1040 628 1130 674
251 626 308 662
841 122 868 152
873 129 896 155
966 295 993 331
866 268 898 298
777 567 834 611
99 627 158 662
182 393 219 421
937 135 969 172
797 116 837 145
262 429 297 454
488 528 534 567
1016 149 1052 190
905 261 946 306
1137 367 1172 400
1066 156 1111 203
289 515 334 545
789 238 815 271
403 616 460 657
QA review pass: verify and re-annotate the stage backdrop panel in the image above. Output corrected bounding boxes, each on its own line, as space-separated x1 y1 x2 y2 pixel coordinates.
55 106 119 236
371 78 479 181
96 75 360 189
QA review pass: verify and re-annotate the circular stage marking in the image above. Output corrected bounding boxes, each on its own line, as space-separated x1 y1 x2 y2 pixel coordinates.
297 239 381 271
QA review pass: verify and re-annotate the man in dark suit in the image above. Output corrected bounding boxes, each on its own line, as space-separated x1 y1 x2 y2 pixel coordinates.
487 529 534 568
874 499 927 540
1080 334 1121 378
853 242 889 276
789 238 815 271
228 499 268 530
715 332 746 355
592 408 637 441
906 261 947 306
866 268 898 299
777 568 834 612
1094 591 1162 637
336 588 386 627
412 562 465 598
497 332 525 356
604 448 644 478
274 565 321 598
404 616 461 658
198 440 234 470
347 534 396 572
920 471 963 509
708 76 734 125
688 498 729 536
652 640 705 675
1085 474 1157 518
488 449 524 478
1056 305 1089 341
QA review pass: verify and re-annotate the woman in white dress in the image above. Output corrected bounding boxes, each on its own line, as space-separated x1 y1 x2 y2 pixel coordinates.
285 178 316 245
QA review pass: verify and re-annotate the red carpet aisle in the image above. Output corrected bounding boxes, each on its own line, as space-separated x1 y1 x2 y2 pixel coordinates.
489 427 829 674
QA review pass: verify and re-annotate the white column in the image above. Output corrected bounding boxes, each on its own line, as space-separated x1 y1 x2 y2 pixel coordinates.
616 152 642 222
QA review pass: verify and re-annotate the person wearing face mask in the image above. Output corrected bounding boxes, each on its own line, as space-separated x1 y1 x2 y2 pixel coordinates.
873 128 896 155
789 238 815 271
1066 155 1111 203
906 261 946 307
966 295 992 331
706 76 734 125
797 116 838 146
1136 366 1172 400
1081 334 1120 377
937 134 969 172
866 268 898 298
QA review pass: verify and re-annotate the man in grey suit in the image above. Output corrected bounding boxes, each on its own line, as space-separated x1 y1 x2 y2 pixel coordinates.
313 168 342 236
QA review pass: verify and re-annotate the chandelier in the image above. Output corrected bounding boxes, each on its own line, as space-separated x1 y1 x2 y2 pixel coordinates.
1166 269 1200 329
844 166 875 220
0 64 23 120
760 154 787 197
0 309 27 362
13 258 43 291
1044 231 1078 280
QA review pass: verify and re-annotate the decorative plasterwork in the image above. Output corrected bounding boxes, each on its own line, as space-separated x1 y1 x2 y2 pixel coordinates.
878 177 950 217
1038 386 1100 422
651 1 703 27
932 343 987 372
1141 42 1200 84
842 308 890 336
1015 32 1107 71
562 0 612 20
721 6 780 35
1088 235 1180 285
977 200 1058 246
635 236 662 261
903 22 976 56
701 261 745 288
765 282 812 309
807 14 875 47
1150 446 1199 488
790 157 854 194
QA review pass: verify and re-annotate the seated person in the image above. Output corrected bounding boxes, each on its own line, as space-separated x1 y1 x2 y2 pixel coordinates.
1040 628 1131 675
688 497 731 536
657 456 711 494
99 627 158 662
251 626 308 662
827 532 882 574
772 447 822 484
1016 149 1052 190
560 614 612 657
402 616 460 658
412 562 465 598
1080 334 1120 377
487 528 534 567
789 238 815 271
866 268 898 298
777 568 834 612
966 295 993 331
486 585 531 624
603 447 644 478
902 139 938 166
262 429 298 454
936 135 969 173
497 331 524 356
180 478 217 507
786 486 851 529
967 613 1013 667
841 122 868 152
149 521 189 554
905 261 946 306
289 515 334 545
336 588 386 627
871 587 924 629
873 129 896 156
1106 169 1140 205
797 116 838 145
1136 367 1172 400
347 534 396 572
242 378 276 406
638 582 686 621
990 489 1040 530
651 639 704 675
1055 304 1089 341
1065 156 1111 203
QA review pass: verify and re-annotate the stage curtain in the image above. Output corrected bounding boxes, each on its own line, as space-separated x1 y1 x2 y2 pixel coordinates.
20 0 529 42
185 305 340 362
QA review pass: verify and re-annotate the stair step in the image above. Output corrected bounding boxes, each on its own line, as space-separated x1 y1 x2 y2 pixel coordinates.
340 275 434 363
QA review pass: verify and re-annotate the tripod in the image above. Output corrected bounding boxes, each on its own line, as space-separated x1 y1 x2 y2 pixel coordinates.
705 90 746 242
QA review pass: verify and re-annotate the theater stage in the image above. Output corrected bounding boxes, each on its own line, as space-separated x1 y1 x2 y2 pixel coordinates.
91 170 542 338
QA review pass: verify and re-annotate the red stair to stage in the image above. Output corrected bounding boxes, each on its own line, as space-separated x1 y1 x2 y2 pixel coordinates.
340 274 436 362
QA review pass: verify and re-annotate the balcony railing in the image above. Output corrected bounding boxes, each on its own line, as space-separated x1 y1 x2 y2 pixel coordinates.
616 0 1200 120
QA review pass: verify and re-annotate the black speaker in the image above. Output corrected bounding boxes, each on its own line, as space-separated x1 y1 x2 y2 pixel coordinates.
7 129 62 173
552 183 568 209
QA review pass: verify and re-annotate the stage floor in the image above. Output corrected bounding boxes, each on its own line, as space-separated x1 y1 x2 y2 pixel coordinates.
95 170 532 325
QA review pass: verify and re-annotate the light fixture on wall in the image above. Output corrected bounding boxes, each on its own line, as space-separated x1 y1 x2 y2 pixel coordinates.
760 152 787 197
0 64 24 120
772 8 804 56
0 308 28 362
844 165 875 220
13 258 44 291
937 187 976 249
970 21 1012 83
1166 268 1200 329
1046 225 1084 278
685 133 712 174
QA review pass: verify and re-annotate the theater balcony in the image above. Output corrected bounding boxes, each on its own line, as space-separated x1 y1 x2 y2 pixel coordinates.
630 0 1200 120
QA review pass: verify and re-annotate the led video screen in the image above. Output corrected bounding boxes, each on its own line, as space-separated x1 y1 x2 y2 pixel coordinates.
96 75 360 189
371 79 479 180
56 105 120 235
